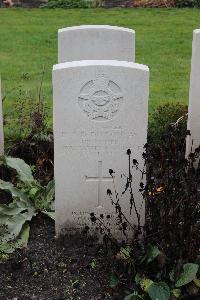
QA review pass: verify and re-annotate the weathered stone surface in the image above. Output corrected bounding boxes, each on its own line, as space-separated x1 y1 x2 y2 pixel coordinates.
186 29 200 157
53 60 149 239
58 25 135 63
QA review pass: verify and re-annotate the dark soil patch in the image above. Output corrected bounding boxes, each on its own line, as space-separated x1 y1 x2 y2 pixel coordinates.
0 215 114 300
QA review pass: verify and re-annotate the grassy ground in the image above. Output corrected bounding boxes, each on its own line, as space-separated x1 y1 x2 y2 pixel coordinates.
0 8 200 136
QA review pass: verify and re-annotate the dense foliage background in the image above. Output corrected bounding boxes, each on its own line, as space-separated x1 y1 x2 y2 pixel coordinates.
40 0 200 8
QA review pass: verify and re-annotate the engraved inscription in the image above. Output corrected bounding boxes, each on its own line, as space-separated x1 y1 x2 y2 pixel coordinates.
78 75 123 121
61 126 137 154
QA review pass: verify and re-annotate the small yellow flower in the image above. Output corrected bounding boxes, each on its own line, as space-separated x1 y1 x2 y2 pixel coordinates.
148 186 164 196
157 187 164 193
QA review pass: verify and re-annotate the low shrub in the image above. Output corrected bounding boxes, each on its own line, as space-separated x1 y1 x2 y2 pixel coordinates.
175 0 200 7
89 120 200 299
132 0 200 7
148 102 188 146
40 0 91 8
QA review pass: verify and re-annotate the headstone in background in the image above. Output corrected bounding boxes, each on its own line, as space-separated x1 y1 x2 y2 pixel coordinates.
58 25 135 63
0 78 4 156
186 29 200 157
53 60 149 238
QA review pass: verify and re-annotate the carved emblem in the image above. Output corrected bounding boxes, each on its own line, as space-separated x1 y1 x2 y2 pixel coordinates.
78 75 123 121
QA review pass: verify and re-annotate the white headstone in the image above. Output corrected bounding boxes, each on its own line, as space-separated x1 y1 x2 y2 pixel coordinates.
53 60 149 239
58 25 135 63
0 78 4 156
186 29 200 156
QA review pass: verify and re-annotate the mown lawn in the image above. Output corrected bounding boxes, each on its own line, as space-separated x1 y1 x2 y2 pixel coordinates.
0 8 200 132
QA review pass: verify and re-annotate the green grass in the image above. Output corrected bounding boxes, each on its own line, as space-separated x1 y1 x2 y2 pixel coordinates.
0 8 200 127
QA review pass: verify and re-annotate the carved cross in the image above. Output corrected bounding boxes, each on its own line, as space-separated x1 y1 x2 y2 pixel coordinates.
85 161 112 207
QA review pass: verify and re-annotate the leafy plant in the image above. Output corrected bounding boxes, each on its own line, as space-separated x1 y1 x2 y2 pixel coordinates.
0 156 54 256
147 281 170 300
124 262 199 299
140 245 160 264
175 263 199 287
175 0 200 7
3 70 54 186
92 117 199 299
124 292 144 300
148 102 187 146
40 0 91 8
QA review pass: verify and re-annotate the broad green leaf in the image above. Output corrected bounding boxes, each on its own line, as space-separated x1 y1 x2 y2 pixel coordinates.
141 245 160 264
0 210 35 243
0 201 29 216
0 195 33 228
175 263 199 287
0 223 30 254
147 282 170 300
42 211 55 220
0 179 29 202
0 213 9 224
124 293 143 300
5 157 34 186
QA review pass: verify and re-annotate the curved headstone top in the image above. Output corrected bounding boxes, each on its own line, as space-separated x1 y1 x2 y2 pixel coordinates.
186 29 200 158
193 29 200 34
58 25 135 33
53 60 147 71
58 25 135 63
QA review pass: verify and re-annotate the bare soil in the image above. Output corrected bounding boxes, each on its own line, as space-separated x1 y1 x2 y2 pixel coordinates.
0 215 114 300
